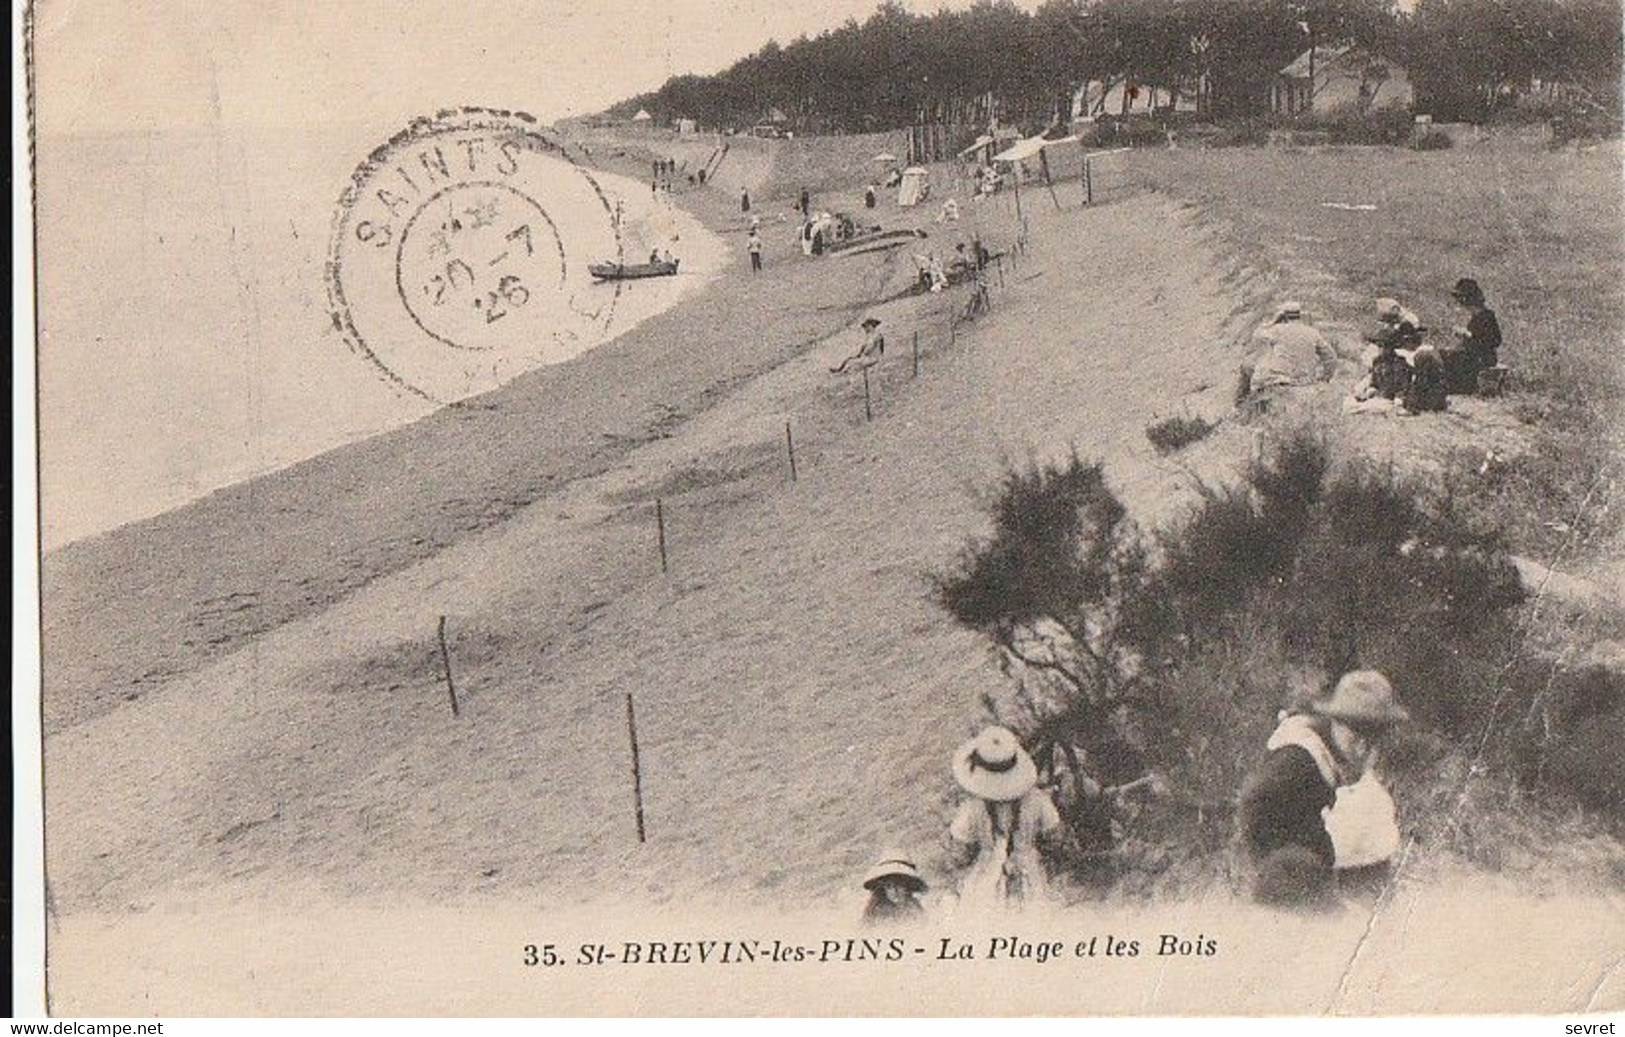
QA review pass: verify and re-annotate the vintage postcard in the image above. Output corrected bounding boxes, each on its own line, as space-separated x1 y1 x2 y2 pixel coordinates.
18 0 1625 1017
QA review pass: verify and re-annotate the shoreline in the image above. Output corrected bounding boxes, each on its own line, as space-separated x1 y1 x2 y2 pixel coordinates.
38 140 727 553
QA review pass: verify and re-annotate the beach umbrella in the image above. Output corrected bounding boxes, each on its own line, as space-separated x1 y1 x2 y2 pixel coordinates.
872 152 898 163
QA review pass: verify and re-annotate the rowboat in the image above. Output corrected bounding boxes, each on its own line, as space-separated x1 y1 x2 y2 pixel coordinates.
589 259 680 280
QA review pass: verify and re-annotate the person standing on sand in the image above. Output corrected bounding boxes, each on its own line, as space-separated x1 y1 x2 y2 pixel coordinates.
747 229 763 273
1238 670 1409 910
740 186 751 213
947 726 1062 912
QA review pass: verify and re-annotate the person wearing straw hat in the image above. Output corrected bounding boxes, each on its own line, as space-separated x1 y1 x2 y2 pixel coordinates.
1352 298 1421 403
859 855 929 927
1245 302 1339 393
1237 301 1339 418
947 726 1062 911
1238 670 1410 909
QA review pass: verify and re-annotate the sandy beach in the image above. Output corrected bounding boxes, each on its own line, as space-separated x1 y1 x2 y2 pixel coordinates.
43 137 1240 904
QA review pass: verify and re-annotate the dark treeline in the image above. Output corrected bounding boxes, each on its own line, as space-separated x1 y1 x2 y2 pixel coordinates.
609 0 1622 130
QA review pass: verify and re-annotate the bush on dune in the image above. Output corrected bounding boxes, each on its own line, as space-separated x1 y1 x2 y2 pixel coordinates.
937 427 1621 896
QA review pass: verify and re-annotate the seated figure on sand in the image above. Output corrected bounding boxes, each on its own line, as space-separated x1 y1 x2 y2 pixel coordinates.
1400 344 1448 414
1441 277 1503 395
859 856 929 927
1238 302 1338 415
1348 298 1420 409
831 317 886 373
947 726 1063 913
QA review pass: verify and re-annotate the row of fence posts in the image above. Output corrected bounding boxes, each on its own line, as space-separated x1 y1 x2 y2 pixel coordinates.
427 176 1054 844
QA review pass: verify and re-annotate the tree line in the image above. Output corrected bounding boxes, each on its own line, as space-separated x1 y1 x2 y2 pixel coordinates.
607 0 1622 131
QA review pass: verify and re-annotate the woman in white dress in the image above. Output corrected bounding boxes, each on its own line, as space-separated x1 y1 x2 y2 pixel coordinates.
947 727 1063 912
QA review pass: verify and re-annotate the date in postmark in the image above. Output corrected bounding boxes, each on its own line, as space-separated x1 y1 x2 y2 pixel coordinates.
327 107 624 402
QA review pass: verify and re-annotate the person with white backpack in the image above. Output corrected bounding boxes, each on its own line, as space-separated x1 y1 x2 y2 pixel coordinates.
1238 670 1409 910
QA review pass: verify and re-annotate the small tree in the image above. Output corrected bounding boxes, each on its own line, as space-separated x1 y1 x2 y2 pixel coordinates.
936 452 1159 860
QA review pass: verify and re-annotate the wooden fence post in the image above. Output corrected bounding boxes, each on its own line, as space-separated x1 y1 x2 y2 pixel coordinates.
625 693 647 843
655 498 669 573
436 615 460 717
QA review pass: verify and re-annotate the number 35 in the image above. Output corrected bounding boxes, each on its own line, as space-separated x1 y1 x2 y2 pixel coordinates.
523 944 559 966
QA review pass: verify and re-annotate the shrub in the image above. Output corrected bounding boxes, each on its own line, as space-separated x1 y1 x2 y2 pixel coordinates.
1413 128 1455 150
1288 104 1415 146
932 427 1616 893
1145 414 1216 454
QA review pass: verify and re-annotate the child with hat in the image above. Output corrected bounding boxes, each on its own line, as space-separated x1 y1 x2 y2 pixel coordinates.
947 726 1062 912
859 855 929 927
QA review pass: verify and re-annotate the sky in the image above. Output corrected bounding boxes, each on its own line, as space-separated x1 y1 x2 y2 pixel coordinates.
33 0 1030 136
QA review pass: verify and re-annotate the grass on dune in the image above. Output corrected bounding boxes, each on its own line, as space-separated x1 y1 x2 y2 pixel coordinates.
1134 141 1624 562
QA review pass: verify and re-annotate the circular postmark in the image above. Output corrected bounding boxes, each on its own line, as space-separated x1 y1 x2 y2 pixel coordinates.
328 107 624 402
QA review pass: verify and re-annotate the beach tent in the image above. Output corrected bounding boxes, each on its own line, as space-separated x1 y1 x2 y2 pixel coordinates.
632 109 653 122
990 136 1048 164
897 166 931 207
957 134 995 162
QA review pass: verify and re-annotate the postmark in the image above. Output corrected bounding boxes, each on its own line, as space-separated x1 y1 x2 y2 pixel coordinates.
327 107 624 403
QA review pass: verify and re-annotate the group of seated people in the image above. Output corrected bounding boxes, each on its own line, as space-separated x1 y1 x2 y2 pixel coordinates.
1348 278 1503 414
1242 277 1504 418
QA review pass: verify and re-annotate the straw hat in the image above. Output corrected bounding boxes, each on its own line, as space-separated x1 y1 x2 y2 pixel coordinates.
861 856 928 893
1375 298 1403 321
952 726 1038 802
1310 670 1409 729
1276 300 1304 321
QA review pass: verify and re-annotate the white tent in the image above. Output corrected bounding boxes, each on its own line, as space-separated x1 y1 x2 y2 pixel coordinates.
958 134 995 159
632 109 653 122
897 166 931 207
991 136 1048 163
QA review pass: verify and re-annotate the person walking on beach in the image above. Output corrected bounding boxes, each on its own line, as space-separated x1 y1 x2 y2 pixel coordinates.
947 726 1062 912
747 229 763 273
1238 671 1409 910
740 186 751 214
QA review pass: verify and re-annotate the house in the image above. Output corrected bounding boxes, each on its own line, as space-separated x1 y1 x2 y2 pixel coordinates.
632 108 653 122
1270 45 1414 115
675 118 698 135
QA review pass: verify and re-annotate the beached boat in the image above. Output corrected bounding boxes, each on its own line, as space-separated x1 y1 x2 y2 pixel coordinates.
827 228 928 256
589 258 680 280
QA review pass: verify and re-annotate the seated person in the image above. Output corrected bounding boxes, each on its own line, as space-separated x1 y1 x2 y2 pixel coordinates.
1353 299 1420 402
1402 345 1448 414
1441 278 1502 395
1243 302 1338 397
